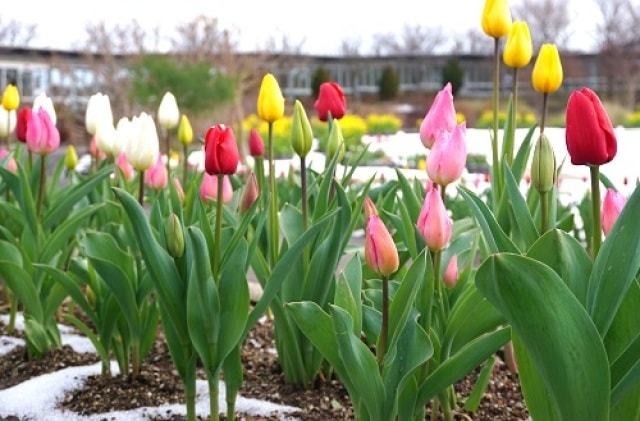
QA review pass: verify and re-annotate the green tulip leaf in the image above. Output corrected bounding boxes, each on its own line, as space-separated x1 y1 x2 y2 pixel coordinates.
0 260 42 321
476 254 610 421
502 162 538 249
511 124 537 183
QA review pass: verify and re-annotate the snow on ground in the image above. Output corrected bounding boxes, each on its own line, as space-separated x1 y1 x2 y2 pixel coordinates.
0 313 300 421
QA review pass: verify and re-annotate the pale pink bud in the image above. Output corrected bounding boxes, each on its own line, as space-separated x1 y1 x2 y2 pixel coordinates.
200 173 233 204
443 254 459 287
364 196 378 218
601 188 627 236
26 108 60 155
144 154 168 190
240 171 259 213
417 187 452 251
0 147 17 173
173 178 185 202
365 215 399 276
419 83 457 149
115 152 134 181
90 136 107 160
426 122 467 187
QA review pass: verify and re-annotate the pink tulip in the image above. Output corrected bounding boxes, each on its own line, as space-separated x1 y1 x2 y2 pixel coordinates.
90 136 107 161
144 154 168 190
200 173 233 204
0 147 17 173
417 186 452 251
364 198 399 277
25 108 60 155
173 178 185 203
443 254 459 287
116 152 134 181
419 83 457 149
601 188 627 236
240 171 259 213
427 122 467 187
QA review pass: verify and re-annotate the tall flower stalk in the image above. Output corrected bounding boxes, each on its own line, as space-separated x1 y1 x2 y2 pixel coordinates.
158 91 180 179
290 100 313 230
177 114 193 190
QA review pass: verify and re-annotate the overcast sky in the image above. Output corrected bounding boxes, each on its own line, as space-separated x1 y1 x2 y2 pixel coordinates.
12 0 608 55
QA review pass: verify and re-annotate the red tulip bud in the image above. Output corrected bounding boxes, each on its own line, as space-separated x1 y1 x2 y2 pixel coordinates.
248 127 264 157
204 124 239 175
314 82 347 122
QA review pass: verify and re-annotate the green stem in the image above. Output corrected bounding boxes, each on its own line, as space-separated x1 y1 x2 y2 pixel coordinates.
36 155 47 218
213 174 224 279
8 292 17 334
378 275 389 365
507 67 518 167
432 250 447 327
184 380 197 421
540 191 549 233
491 36 502 198
131 343 140 377
268 122 279 266
209 376 220 421
300 156 308 232
165 129 171 180
540 93 549 136
138 170 145 206
182 143 189 190
590 165 602 258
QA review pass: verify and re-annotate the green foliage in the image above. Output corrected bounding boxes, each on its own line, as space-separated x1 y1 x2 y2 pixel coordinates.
441 58 464 96
378 65 399 101
129 54 237 114
311 66 331 99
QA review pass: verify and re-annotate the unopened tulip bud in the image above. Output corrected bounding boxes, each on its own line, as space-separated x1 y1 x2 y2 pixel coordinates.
443 254 459 287
165 213 185 258
503 21 533 69
290 100 313 158
426 122 467 187
2 83 19 111
532 44 563 94
240 171 259 214
365 214 399 277
0 147 17 173
177 115 193 146
158 92 180 130
327 120 345 162
173 178 185 203
248 128 264 157
531 133 556 193
364 196 378 218
481 0 512 39
417 187 453 251
65 145 78 171
257 73 285 123
601 188 627 236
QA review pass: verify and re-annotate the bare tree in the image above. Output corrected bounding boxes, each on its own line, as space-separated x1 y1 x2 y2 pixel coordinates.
370 25 446 55
511 0 572 50
339 38 362 57
0 16 37 46
450 29 494 55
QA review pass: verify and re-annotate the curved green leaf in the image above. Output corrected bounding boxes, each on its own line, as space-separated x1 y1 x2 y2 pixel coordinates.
503 162 538 249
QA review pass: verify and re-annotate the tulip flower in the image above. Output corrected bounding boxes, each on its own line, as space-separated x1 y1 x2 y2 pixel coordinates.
173 178 185 202
417 186 453 252
0 108 16 138
257 73 285 123
85 92 113 136
531 133 556 194
565 88 617 166
157 91 180 130
116 152 134 181
165 213 185 258
601 188 627 236
95 121 117 157
16 107 31 143
481 0 512 39
25 107 60 155
204 124 239 175
65 145 78 171
200 173 233 204
32 93 56 124
365 213 400 277
419 83 457 149
443 254 459 287
114 117 132 158
248 127 264 157
364 196 378 218
145 154 169 190
178 115 193 146
0 147 17 173
291 100 314 158
1 83 19 111
239 171 259 214
125 112 159 172
314 82 347 122
503 21 533 69
531 44 563 94
90 136 107 161
426 122 467 187
326 119 345 163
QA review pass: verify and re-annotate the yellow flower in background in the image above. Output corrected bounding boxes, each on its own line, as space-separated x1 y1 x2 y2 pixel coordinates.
531 43 563 94
65 145 78 171
503 21 533 68
481 0 512 38
177 114 193 146
257 73 285 123
2 83 19 111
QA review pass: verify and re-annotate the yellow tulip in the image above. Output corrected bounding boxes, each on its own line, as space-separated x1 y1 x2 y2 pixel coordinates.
2 83 19 111
481 0 512 38
503 21 533 68
531 43 563 94
65 145 79 171
257 73 285 123
177 114 193 146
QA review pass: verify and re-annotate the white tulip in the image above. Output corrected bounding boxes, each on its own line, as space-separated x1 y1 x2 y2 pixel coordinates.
126 112 159 172
0 108 16 137
113 117 131 157
85 93 113 136
32 93 57 124
157 91 180 130
95 120 117 156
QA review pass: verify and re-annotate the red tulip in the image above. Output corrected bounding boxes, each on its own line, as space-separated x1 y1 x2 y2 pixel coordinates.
204 124 239 175
314 82 347 122
16 107 31 143
248 127 264 157
565 88 617 166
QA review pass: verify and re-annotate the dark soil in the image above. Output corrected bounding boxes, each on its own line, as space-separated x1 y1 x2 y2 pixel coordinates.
1 311 528 421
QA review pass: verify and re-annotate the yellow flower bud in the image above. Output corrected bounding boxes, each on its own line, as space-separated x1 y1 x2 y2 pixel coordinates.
290 100 313 158
65 145 79 171
177 114 193 146
257 73 285 123
481 0 512 39
165 213 185 258
503 21 533 68
531 44 563 94
531 133 556 193
2 83 20 111
327 120 345 163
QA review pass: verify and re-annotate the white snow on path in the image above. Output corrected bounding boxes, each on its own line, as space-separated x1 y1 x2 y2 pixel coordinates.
0 313 301 420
